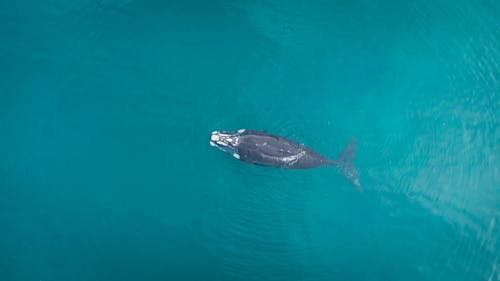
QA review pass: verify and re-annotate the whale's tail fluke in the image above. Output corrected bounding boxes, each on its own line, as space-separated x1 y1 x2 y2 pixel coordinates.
337 137 362 191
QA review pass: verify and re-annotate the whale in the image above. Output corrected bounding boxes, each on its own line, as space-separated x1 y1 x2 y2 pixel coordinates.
210 129 361 190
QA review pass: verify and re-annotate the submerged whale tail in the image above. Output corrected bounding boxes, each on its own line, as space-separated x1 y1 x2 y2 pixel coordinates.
336 137 362 191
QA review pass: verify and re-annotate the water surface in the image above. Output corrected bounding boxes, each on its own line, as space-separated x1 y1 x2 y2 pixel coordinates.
0 1 499 280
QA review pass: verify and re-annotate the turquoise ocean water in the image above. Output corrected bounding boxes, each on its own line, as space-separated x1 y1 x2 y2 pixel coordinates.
1 1 499 280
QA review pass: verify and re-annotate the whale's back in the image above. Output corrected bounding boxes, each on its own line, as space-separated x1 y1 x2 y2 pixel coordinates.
237 131 332 169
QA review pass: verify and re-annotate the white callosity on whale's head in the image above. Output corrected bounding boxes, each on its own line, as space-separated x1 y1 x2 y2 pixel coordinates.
210 130 241 158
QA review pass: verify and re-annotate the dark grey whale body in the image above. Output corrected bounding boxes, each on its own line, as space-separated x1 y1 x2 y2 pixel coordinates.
210 129 361 190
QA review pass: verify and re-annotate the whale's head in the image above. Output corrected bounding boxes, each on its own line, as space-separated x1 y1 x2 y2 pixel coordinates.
210 129 245 159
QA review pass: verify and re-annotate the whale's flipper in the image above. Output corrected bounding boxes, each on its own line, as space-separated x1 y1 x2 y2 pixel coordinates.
337 137 362 191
